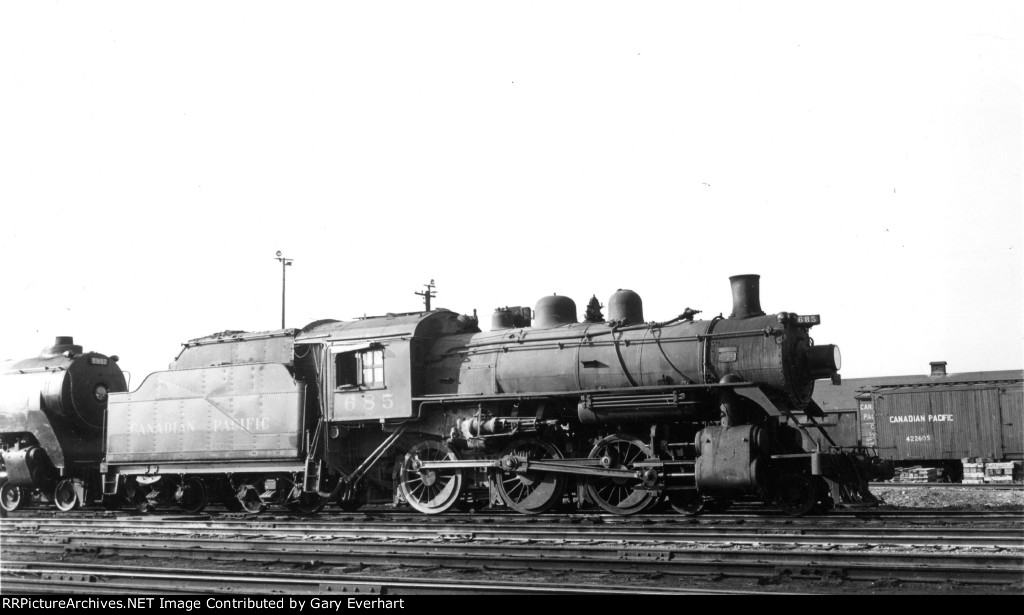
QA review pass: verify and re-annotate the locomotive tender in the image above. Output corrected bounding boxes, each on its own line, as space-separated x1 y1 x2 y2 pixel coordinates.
0 337 127 511
99 274 879 516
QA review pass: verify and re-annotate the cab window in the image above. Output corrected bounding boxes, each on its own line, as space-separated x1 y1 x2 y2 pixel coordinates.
335 352 358 388
335 348 384 389
361 349 384 388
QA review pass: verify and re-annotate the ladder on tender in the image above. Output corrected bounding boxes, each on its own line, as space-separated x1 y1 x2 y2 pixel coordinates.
303 458 322 492
303 419 326 492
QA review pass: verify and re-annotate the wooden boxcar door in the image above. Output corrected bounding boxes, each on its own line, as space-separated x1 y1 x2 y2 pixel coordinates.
999 386 1023 460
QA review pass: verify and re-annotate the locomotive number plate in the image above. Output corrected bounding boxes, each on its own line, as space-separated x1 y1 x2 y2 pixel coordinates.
90 357 108 365
717 347 738 363
341 392 395 412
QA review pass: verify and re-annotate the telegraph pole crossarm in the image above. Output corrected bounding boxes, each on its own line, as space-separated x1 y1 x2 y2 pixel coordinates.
415 280 436 312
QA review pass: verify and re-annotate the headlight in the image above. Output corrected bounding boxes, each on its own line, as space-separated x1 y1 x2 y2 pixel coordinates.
805 344 840 379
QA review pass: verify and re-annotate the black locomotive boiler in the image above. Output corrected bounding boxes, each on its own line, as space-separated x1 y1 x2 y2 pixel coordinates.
0 337 127 512
102 275 881 516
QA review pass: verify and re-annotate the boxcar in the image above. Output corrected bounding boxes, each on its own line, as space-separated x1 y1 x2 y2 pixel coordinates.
862 380 1023 462
808 365 1023 478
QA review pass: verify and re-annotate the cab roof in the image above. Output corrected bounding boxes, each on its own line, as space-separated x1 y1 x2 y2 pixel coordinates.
295 309 476 344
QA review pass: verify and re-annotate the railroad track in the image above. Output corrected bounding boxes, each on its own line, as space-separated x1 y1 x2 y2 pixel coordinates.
1 561 734 595
4 507 1022 524
3 527 1022 586
4 516 1023 548
871 482 1024 490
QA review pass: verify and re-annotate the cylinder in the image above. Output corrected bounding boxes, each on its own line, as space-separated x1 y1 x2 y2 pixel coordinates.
694 425 765 496
533 295 577 329
0 447 55 487
728 274 766 319
608 289 644 325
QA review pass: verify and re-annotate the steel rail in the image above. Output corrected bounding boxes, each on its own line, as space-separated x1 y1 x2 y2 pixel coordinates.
3 533 1022 585
871 482 1024 490
3 507 1022 522
4 518 1023 548
0 561 751 595
3 509 1023 532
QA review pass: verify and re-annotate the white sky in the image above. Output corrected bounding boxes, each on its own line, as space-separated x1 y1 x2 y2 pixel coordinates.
1 2 1021 383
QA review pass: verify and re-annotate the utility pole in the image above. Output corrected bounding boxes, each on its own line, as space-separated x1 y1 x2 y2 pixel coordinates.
415 280 436 312
274 251 293 328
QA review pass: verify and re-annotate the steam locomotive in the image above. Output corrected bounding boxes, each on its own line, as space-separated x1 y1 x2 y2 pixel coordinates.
1 275 882 516
0 337 127 511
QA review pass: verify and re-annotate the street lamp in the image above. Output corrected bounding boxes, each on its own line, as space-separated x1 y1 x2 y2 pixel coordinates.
274 251 293 328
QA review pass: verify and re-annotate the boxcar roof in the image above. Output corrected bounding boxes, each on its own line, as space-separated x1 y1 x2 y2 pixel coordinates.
813 369 1024 413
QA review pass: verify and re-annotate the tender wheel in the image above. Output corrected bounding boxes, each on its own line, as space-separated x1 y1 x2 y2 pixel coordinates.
496 438 566 515
0 482 26 512
399 440 464 515
778 474 817 516
235 483 266 513
289 491 327 514
131 478 164 513
53 478 80 512
335 483 365 512
667 490 706 516
133 488 156 513
178 477 208 514
585 434 660 515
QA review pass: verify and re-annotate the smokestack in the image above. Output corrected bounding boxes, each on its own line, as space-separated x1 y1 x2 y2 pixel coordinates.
41 336 83 358
728 274 766 319
930 361 948 378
